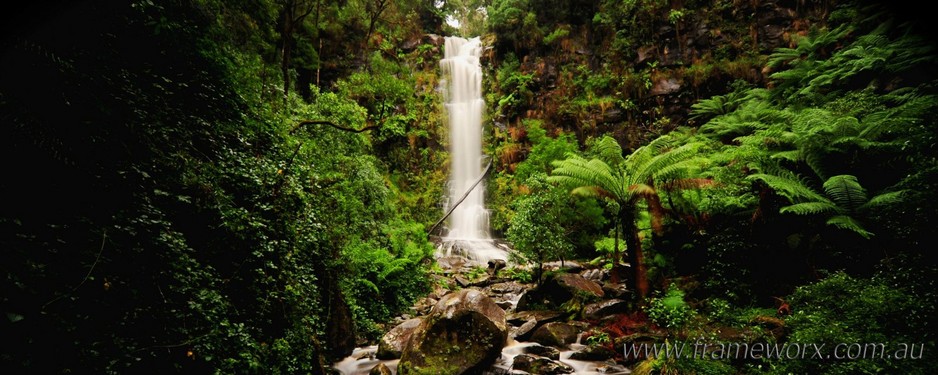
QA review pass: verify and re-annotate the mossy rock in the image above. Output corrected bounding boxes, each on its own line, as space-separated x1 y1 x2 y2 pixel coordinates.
398 289 508 374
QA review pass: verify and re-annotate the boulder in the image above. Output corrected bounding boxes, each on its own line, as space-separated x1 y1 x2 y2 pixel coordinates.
511 319 538 341
516 273 603 311
376 318 423 360
601 282 631 300
369 363 393 375
523 344 560 360
583 299 629 320
569 345 616 361
530 322 579 348
511 354 573 374
506 310 564 326
398 289 508 374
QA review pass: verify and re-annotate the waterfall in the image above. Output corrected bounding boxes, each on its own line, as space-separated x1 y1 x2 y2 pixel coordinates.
438 36 507 263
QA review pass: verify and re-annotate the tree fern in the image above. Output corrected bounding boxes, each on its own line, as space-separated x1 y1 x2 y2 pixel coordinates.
549 135 707 299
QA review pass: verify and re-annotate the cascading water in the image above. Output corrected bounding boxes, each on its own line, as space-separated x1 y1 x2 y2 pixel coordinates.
438 36 508 263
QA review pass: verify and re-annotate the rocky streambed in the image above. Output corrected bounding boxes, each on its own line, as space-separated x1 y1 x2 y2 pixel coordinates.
334 256 642 375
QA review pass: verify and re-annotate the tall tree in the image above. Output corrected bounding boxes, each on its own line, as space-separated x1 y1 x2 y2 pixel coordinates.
279 0 318 101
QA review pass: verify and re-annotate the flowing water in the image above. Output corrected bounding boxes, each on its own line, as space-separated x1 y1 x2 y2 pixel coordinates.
437 36 507 264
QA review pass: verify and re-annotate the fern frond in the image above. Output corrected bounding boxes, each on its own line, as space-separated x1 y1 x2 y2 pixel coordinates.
781 202 839 216
826 215 873 238
862 190 906 208
592 135 625 167
822 175 867 213
747 173 827 202
378 258 412 280
653 156 708 182
633 142 701 184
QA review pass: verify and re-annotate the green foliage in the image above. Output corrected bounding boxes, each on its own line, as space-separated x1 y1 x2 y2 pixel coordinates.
543 26 571 45
500 266 534 283
585 329 611 347
507 174 578 273
342 219 434 338
768 272 936 375
768 22 935 104
646 284 692 330
494 54 535 118
748 173 905 238
513 120 580 182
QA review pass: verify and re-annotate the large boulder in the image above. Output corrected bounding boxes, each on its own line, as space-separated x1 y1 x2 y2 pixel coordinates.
376 318 423 360
529 322 580 348
398 289 508 374
517 273 603 311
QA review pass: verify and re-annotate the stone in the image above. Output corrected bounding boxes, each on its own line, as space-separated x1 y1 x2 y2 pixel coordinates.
437 256 466 272
511 354 573 374
398 289 508 374
455 275 471 287
542 260 584 273
376 317 423 360
530 322 579 348
523 344 560 360
485 281 527 296
496 300 515 310
401 37 422 52
506 310 564 326
569 345 616 361
511 319 537 341
583 299 629 320
488 259 507 276
650 78 682 96
516 273 603 311
601 282 631 300
369 363 393 375
423 33 444 47
553 273 603 299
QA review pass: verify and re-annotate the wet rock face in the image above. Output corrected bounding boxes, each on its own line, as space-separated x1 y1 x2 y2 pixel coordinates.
398 289 508 374
376 318 423 360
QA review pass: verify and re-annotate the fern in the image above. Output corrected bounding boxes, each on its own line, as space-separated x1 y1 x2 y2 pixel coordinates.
781 201 839 215
822 175 867 213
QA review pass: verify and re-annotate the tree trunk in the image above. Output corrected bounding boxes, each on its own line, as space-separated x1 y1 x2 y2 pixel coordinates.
280 3 295 102
621 207 649 300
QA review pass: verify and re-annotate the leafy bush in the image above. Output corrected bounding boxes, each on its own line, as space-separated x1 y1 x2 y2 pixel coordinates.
646 284 693 330
767 272 936 375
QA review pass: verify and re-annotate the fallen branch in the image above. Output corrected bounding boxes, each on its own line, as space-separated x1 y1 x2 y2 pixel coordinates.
290 120 380 134
428 160 493 235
